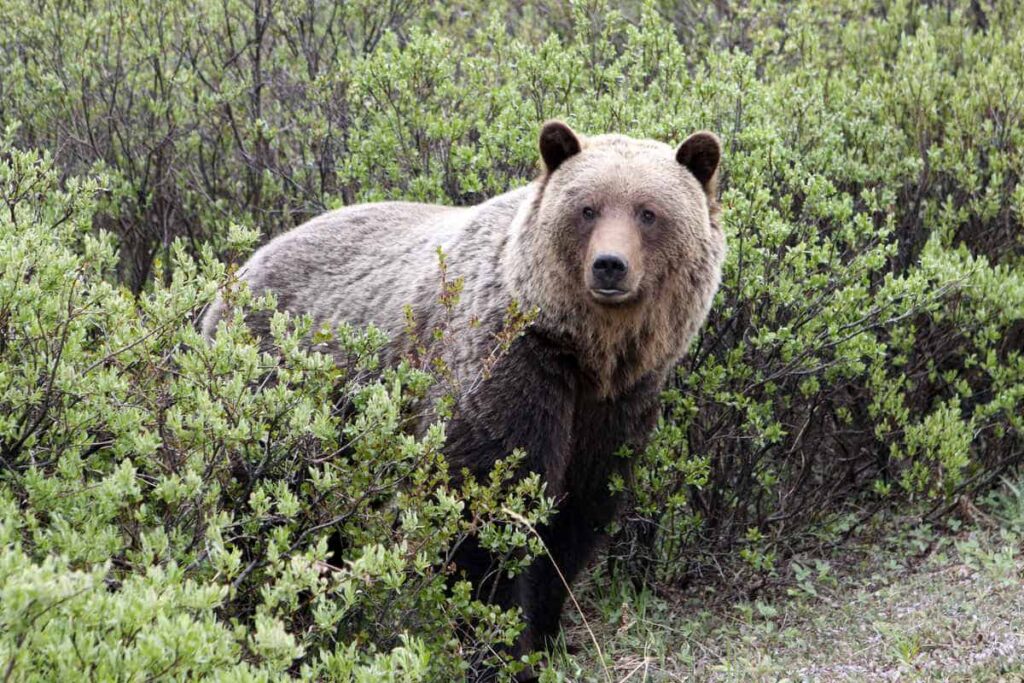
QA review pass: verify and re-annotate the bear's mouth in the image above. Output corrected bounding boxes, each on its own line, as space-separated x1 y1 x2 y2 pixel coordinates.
590 288 634 304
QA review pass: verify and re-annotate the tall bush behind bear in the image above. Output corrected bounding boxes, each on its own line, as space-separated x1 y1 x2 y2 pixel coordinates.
203 121 725 659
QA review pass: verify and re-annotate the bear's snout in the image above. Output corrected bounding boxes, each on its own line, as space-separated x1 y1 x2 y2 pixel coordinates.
591 253 628 290
588 251 638 304
585 216 642 304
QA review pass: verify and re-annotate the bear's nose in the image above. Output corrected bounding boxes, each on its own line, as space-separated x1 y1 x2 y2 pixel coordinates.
591 253 628 289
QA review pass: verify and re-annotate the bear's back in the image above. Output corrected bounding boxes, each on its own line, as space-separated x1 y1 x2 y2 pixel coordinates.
206 202 459 340
202 188 531 368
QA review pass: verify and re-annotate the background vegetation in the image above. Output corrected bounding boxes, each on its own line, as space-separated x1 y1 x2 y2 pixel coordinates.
0 0 1021 679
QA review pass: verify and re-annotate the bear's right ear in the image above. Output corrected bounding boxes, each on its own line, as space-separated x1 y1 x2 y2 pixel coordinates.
676 131 721 192
539 120 582 174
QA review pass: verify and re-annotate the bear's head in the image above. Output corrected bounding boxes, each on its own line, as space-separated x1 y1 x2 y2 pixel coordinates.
505 121 726 395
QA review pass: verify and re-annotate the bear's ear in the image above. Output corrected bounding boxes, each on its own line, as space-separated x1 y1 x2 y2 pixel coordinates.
539 120 582 174
676 131 721 191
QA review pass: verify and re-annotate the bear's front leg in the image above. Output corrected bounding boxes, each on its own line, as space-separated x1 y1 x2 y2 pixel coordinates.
517 373 661 657
441 332 579 668
515 498 612 653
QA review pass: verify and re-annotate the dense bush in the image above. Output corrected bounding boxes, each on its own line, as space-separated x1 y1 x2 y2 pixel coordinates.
1 0 1022 677
0 140 551 678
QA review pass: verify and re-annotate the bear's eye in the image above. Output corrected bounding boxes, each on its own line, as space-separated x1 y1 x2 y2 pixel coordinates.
639 208 657 225
581 206 597 221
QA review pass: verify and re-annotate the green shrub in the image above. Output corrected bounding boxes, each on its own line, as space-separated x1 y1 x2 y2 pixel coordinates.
0 0 1022 676
620 0 1024 582
0 138 550 679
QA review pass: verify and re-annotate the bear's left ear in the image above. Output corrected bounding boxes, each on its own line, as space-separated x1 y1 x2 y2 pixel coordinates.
539 120 582 174
676 131 721 192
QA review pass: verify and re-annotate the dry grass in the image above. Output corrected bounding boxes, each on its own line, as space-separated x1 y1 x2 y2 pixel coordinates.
544 485 1024 682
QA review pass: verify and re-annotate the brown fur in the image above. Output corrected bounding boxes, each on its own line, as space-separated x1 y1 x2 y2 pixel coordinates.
506 129 724 396
202 122 725 675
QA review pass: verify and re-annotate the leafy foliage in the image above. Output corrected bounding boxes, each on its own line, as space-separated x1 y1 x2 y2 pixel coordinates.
0 0 1022 677
0 140 549 679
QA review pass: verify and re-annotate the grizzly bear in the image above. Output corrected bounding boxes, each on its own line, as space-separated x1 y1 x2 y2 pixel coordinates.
202 121 724 669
